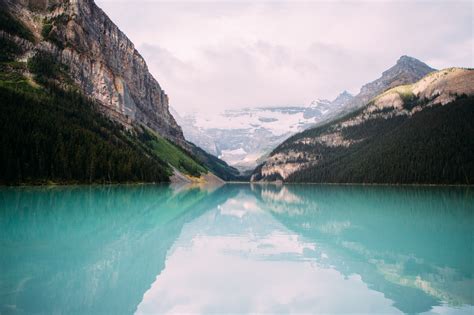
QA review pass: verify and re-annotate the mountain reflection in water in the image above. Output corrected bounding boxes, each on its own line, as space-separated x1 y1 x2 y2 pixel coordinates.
1 184 472 314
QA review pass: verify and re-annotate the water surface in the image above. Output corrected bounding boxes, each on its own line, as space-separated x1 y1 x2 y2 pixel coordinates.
0 184 473 314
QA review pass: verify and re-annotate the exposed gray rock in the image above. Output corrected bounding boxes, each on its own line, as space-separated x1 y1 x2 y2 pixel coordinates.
331 90 354 108
315 56 436 126
3 0 186 146
353 55 436 108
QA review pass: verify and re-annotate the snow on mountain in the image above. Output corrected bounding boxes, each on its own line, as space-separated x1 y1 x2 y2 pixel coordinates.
173 56 434 174
174 91 354 172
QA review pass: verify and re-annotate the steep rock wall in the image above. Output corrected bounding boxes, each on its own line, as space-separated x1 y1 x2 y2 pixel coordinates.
3 0 186 146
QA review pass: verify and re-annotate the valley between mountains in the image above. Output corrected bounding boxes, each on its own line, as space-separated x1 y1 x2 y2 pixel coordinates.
0 0 472 185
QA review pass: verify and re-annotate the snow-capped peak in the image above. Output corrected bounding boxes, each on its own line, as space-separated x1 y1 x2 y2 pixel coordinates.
309 98 331 108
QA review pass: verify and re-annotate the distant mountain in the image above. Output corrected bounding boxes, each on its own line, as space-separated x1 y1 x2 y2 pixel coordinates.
304 91 354 120
0 0 237 184
355 55 436 107
171 108 219 156
177 55 435 173
331 90 354 108
176 93 354 172
175 107 301 172
251 68 474 184
315 55 436 126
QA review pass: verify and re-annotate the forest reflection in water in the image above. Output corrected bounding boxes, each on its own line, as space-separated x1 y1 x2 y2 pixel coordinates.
0 184 472 314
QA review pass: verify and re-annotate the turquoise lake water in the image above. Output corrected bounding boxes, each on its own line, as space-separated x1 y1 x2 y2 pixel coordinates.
0 184 473 314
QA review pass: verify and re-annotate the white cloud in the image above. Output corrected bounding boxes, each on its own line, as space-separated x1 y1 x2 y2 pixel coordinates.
96 0 473 113
135 203 401 314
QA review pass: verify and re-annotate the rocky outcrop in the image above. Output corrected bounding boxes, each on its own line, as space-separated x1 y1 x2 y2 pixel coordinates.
331 90 354 108
351 55 436 109
170 167 225 186
2 0 186 146
259 151 315 181
316 56 436 125
371 67 474 109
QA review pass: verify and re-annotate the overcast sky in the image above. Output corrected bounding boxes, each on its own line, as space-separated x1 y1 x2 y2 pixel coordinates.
96 0 473 114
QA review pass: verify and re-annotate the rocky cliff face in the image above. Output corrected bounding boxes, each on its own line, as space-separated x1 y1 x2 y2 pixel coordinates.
2 0 186 146
353 55 435 108
316 56 436 125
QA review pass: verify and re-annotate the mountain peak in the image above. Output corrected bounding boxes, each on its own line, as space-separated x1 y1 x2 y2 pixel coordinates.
309 98 331 107
395 55 434 71
354 56 436 106
335 90 353 99
341 90 352 95
397 55 420 64
331 90 354 108
376 55 436 87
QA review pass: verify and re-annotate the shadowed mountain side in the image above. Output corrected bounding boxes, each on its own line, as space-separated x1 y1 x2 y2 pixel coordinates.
0 184 237 314
249 184 474 314
0 1 239 184
252 68 474 184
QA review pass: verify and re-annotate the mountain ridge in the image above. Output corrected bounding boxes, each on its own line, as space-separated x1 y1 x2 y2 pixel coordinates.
177 56 436 172
251 67 474 184
2 0 186 145
0 0 239 183
312 55 437 127
358 55 436 103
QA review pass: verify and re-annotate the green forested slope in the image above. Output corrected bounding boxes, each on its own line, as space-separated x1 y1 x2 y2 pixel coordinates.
0 85 172 184
0 42 210 184
285 97 474 184
0 8 244 184
187 144 242 181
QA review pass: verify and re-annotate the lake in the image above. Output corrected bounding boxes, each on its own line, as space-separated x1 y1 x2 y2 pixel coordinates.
0 184 473 314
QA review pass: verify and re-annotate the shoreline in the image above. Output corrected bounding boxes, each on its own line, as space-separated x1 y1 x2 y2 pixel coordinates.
0 182 171 188
1 181 472 188
227 181 473 187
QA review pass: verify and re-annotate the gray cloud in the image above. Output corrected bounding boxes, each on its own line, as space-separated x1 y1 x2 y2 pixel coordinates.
97 0 473 113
